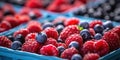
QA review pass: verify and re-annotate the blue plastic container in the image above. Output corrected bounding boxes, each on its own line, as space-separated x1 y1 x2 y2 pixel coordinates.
0 47 62 60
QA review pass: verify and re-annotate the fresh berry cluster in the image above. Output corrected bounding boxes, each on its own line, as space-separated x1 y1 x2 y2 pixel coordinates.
0 4 42 33
26 0 86 12
1 0 86 12
0 17 120 60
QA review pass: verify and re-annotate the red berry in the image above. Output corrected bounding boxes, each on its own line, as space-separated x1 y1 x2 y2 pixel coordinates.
89 20 102 28
4 16 18 27
83 53 100 60
26 0 43 8
89 28 95 36
61 47 79 59
40 44 58 56
25 33 37 42
15 15 30 25
65 34 83 48
44 27 58 39
0 21 12 32
60 25 80 42
82 40 94 54
82 40 109 56
64 17 80 26
102 31 120 51
94 39 109 56
27 21 42 33
13 29 30 37
58 43 67 49
45 38 58 47
0 36 12 48
112 26 120 37
22 39 42 53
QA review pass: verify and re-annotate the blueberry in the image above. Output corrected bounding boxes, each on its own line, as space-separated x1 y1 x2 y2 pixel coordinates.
36 32 47 44
8 35 14 42
94 33 102 40
57 46 65 56
94 24 104 33
56 25 64 34
79 22 89 29
103 21 114 29
29 12 37 19
71 54 82 60
80 29 91 42
14 34 25 44
11 41 22 50
42 22 54 30
69 41 79 50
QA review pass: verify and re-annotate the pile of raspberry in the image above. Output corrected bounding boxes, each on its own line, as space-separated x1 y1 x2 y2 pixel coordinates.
25 0 86 12
0 4 42 33
0 16 120 60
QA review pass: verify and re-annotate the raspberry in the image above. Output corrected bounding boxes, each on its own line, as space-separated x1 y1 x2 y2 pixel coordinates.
45 38 58 47
22 39 42 53
27 21 42 33
65 34 83 48
44 27 58 39
13 29 30 37
112 26 120 37
89 20 102 28
61 47 79 59
0 36 12 48
40 44 58 56
25 33 37 42
94 39 109 56
82 40 109 56
64 17 80 26
0 21 12 32
26 0 43 8
102 31 120 51
82 40 94 54
15 15 30 25
89 28 95 36
58 43 67 49
4 16 18 27
60 25 80 42
83 53 100 60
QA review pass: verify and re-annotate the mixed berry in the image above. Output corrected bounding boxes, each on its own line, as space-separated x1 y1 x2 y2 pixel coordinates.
0 17 120 60
0 4 42 33
0 0 86 12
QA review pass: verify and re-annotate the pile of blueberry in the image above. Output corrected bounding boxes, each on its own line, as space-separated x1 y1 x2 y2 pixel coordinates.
73 0 120 22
